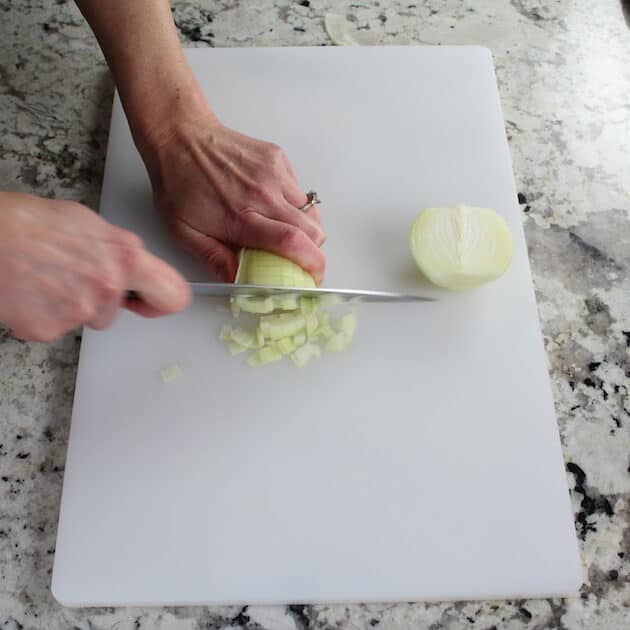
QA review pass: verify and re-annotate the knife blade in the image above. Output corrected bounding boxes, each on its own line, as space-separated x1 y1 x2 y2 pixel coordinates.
188 282 434 303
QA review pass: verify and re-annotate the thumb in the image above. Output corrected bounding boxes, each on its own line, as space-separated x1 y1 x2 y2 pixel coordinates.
174 220 238 282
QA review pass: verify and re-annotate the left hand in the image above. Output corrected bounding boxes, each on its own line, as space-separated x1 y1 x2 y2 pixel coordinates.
140 111 327 284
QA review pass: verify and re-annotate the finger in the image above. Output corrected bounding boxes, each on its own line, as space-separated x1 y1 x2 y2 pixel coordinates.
87 295 122 331
281 176 323 227
282 153 299 184
303 204 321 225
8 319 62 343
173 220 238 282
282 178 309 209
281 180 324 242
267 200 326 247
124 299 167 318
125 250 192 315
238 212 326 284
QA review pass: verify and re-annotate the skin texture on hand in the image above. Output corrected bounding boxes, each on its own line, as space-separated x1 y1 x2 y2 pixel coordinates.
143 112 327 283
0 193 191 342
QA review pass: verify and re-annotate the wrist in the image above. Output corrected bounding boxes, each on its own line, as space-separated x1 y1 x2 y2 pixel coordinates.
127 73 217 158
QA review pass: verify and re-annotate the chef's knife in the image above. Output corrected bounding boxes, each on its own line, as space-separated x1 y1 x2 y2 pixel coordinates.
127 283 434 304
127 284 433 304
189 282 434 303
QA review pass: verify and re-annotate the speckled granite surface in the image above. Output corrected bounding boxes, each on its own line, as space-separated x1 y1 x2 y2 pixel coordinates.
1 1 629 628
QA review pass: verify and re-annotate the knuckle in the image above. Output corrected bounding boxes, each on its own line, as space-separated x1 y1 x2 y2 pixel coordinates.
115 242 141 272
314 231 326 247
244 185 278 215
302 217 325 242
168 220 189 246
30 324 62 343
201 247 227 271
227 211 252 244
247 180 270 201
73 298 96 324
257 188 277 209
264 142 284 162
263 143 286 175
114 229 144 250
278 226 306 252
88 317 110 332
94 271 121 301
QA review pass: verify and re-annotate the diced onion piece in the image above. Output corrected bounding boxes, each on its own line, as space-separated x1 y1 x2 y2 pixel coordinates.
249 345 283 367
228 341 248 356
335 312 357 338
325 13 360 46
305 313 319 337
256 326 265 348
259 312 306 340
291 342 321 368
160 363 183 383
275 337 297 355
326 332 352 353
219 325 232 341
229 327 258 349
409 204 514 291
299 296 318 314
293 333 307 346
273 294 299 311
247 354 262 368
319 294 343 307
318 320 335 339
233 295 275 314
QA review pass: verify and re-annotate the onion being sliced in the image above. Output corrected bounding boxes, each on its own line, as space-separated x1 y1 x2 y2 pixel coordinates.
236 249 315 288
220 249 359 367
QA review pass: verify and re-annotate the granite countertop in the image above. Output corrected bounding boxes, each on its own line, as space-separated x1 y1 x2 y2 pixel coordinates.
1 1 629 628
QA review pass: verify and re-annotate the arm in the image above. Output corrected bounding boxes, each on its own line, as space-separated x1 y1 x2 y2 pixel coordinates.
75 0 205 155
76 0 326 283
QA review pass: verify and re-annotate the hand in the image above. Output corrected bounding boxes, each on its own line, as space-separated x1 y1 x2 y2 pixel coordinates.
0 192 191 342
140 111 327 284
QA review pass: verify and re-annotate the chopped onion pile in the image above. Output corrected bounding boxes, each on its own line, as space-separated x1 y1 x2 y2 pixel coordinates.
160 363 183 383
220 249 357 368
409 204 513 290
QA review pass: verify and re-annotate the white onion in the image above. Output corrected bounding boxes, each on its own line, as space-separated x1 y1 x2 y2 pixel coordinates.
409 204 513 290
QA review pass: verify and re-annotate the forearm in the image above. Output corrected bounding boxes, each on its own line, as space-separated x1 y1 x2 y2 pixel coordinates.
76 0 212 151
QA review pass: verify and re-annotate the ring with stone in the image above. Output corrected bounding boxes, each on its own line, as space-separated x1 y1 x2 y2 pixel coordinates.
299 190 321 212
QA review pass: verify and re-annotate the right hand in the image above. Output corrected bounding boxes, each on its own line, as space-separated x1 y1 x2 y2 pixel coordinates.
0 192 191 342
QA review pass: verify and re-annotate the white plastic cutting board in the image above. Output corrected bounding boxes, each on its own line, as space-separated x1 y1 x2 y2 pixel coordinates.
52 47 582 607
